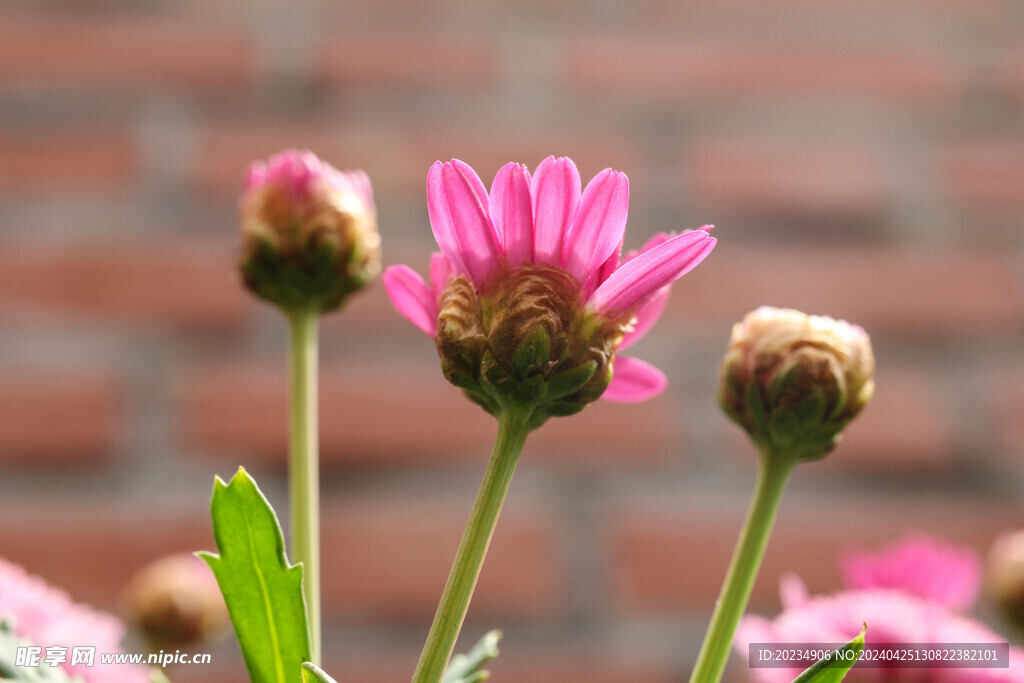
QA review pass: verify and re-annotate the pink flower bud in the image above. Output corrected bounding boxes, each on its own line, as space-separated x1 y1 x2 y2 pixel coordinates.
239 149 380 313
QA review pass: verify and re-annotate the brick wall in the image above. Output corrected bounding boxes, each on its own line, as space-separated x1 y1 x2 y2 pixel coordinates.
1 1 1023 681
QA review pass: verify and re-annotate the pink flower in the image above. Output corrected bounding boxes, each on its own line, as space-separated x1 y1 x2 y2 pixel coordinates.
384 157 715 409
0 557 151 682
841 533 982 611
735 577 1024 682
243 148 375 212
239 148 380 313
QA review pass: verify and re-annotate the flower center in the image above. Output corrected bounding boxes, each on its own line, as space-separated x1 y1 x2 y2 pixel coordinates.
435 263 626 424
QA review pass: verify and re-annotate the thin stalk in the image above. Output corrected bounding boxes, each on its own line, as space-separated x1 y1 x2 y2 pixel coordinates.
287 307 321 665
411 407 533 683
689 450 795 683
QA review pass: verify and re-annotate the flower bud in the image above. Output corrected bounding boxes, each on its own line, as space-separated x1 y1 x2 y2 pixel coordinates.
436 263 623 429
239 149 380 313
719 306 875 461
122 553 229 648
986 531 1024 629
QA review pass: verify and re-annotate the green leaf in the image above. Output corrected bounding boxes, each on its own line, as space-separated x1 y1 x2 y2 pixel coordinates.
791 623 866 683
441 630 502 683
301 662 338 683
198 468 312 683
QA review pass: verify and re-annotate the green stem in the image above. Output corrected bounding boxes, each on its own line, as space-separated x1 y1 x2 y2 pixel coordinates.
689 450 795 683
412 406 533 683
287 307 321 665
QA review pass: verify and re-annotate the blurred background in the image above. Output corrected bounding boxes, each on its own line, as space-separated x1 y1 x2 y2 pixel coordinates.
1 1 1023 681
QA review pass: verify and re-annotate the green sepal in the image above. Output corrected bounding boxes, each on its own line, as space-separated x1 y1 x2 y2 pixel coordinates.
301 662 338 683
546 360 597 400
512 326 551 377
509 373 546 404
241 236 368 314
198 468 312 683
441 630 502 683
791 623 866 683
482 351 517 396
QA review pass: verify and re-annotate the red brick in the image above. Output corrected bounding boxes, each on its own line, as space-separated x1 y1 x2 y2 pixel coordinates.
665 246 1023 335
941 142 1024 214
566 38 954 102
0 373 119 465
990 367 1024 455
0 241 249 328
0 508 212 607
1 498 562 623
321 500 562 621
0 17 253 87
609 497 1022 614
1011 53 1024 101
178 365 676 469
688 142 885 215
822 370 954 472
193 121 638 198
318 33 497 87
0 131 135 194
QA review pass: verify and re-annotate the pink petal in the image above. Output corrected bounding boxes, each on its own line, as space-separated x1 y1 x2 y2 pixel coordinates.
490 162 533 268
562 168 629 287
588 229 716 318
442 159 503 285
619 285 670 350
602 356 668 403
625 232 673 262
244 160 267 192
531 156 581 266
427 160 504 286
427 161 472 277
429 251 456 297
593 240 622 293
342 169 375 211
779 573 811 609
383 265 437 336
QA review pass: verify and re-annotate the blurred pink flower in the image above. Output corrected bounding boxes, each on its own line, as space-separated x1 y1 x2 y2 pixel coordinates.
384 156 716 403
238 148 380 313
243 148 374 209
735 576 1024 682
0 557 151 682
841 533 982 611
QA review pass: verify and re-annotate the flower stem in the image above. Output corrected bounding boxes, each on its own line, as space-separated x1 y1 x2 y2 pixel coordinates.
688 449 795 683
412 406 533 683
287 306 321 665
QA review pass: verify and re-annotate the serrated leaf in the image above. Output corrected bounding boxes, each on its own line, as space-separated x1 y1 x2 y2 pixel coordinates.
198 468 311 683
791 623 866 683
441 630 502 683
301 662 338 683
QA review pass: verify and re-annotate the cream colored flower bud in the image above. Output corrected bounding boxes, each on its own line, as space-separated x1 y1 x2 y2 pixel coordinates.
123 554 229 648
719 306 875 461
987 531 1024 629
